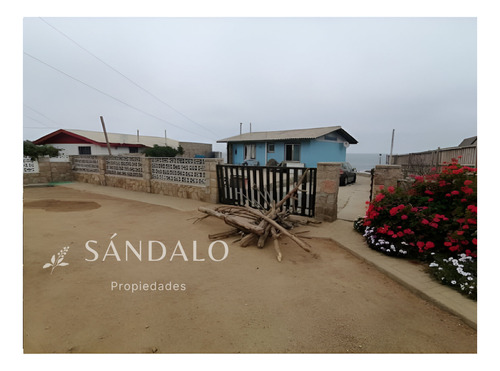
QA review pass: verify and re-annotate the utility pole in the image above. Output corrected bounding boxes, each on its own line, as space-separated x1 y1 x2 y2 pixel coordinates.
389 129 395 165
100 116 112 156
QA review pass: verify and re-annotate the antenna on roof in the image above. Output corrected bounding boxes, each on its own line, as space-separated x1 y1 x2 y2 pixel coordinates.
100 116 112 156
240 123 242 135
165 129 167 146
389 129 395 164
137 129 139 142
250 122 252 133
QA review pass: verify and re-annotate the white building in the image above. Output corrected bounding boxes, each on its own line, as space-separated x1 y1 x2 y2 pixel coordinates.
32 129 213 158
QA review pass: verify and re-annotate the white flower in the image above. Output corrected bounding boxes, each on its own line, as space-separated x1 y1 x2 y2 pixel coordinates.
429 262 439 268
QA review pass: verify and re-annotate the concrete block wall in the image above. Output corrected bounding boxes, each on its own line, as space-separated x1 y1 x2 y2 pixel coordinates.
23 157 73 185
70 156 224 203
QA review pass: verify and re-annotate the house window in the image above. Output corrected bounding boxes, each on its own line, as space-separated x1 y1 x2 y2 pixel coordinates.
267 143 275 153
129 147 139 153
78 146 91 155
285 144 301 162
244 144 256 159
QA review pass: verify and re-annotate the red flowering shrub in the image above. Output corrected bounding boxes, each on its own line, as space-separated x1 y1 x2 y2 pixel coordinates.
354 158 477 299
356 157 477 259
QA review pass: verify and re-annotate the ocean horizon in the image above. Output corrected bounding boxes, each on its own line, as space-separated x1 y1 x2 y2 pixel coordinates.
346 153 389 173
220 152 389 172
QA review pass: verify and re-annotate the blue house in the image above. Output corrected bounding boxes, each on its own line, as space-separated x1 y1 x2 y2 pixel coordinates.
218 125 358 168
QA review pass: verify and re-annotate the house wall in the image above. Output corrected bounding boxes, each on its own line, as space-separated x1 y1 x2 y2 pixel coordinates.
46 143 136 156
265 142 285 164
301 140 346 167
231 143 245 164
228 139 347 167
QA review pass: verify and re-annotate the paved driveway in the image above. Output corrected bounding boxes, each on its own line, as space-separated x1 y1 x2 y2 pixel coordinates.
337 173 371 221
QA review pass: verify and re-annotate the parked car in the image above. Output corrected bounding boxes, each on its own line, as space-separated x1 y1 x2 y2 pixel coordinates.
340 162 357 186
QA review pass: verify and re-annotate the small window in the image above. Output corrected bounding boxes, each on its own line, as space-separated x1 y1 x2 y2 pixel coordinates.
285 144 300 162
129 147 139 153
78 146 91 155
267 143 275 153
244 144 256 160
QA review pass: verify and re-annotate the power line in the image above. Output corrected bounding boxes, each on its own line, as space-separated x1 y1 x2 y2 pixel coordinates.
24 51 216 141
39 17 219 138
24 104 62 127
23 113 59 129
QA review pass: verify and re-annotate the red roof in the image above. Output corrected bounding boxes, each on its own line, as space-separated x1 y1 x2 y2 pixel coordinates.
33 129 143 148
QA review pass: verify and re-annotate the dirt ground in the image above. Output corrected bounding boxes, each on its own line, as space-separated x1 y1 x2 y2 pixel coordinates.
23 185 476 353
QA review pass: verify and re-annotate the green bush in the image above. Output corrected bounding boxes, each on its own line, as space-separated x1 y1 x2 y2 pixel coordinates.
23 140 61 160
144 144 184 157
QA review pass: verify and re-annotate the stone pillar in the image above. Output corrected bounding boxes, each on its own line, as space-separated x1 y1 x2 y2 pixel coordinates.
315 162 341 222
35 156 52 183
371 165 403 200
97 156 107 186
142 156 152 193
205 158 224 204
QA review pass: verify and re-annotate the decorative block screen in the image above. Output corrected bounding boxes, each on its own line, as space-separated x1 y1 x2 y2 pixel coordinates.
151 157 206 185
23 157 39 173
106 156 143 177
73 155 99 173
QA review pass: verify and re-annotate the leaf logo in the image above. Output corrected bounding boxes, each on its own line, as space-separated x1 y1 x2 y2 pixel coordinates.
43 246 70 274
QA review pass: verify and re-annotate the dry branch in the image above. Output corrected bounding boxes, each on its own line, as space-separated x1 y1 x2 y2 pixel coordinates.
271 228 282 262
197 168 316 261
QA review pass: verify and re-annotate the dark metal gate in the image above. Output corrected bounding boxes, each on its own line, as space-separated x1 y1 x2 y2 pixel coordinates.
216 164 317 217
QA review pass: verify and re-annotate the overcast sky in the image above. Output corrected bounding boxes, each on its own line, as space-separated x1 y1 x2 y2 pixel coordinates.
23 17 476 154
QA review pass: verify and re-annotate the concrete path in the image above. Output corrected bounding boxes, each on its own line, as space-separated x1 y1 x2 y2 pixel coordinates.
337 172 371 222
58 179 477 329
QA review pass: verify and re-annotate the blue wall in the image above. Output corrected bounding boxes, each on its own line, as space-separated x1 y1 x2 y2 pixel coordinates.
229 139 347 167
265 142 285 164
232 143 245 164
300 140 346 167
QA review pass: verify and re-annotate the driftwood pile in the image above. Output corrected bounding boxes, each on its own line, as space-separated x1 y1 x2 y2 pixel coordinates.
197 169 320 262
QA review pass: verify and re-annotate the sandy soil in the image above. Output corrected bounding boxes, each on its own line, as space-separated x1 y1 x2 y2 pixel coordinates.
23 185 476 353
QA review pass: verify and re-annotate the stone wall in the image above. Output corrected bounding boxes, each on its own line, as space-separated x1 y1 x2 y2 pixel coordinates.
371 165 403 200
23 157 73 185
72 171 105 186
315 162 341 222
104 175 151 193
